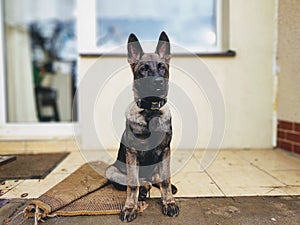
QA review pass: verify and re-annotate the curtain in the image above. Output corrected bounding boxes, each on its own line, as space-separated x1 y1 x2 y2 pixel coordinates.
6 25 38 122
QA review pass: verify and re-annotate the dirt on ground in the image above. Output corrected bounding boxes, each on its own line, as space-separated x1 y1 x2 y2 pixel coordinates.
1 196 300 225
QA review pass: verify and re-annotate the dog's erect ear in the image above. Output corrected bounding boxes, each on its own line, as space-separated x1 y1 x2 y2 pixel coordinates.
127 33 144 64
155 31 171 63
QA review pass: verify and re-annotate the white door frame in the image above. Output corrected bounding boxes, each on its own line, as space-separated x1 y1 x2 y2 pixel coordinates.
0 0 75 140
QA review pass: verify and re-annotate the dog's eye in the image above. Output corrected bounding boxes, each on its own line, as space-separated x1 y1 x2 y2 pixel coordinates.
158 63 166 74
139 65 149 74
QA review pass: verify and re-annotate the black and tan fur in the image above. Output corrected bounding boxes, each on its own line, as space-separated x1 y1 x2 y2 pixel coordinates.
106 32 179 222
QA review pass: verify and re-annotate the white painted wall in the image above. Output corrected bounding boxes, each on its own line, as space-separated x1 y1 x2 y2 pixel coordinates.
78 0 276 150
277 0 300 123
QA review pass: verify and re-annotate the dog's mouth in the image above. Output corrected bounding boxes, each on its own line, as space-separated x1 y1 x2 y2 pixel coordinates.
153 87 167 97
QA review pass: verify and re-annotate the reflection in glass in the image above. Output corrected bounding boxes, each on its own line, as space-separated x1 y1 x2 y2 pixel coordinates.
4 0 77 123
96 0 217 52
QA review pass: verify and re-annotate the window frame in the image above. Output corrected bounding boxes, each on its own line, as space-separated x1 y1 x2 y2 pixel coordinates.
78 0 231 56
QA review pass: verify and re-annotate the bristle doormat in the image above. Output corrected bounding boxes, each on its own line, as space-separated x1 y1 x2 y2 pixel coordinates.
0 153 69 181
7 162 126 224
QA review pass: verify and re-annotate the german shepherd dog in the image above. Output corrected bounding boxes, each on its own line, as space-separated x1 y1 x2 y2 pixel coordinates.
106 32 179 222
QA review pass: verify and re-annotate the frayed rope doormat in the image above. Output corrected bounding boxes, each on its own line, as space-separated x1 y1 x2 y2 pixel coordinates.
7 161 127 225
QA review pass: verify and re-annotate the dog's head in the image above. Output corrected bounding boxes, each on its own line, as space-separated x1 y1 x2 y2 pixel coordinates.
127 32 171 111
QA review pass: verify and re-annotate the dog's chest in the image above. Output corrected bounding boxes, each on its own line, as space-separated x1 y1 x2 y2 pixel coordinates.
125 102 171 135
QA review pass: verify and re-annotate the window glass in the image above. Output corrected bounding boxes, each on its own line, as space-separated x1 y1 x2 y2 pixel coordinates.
96 0 218 52
4 0 77 123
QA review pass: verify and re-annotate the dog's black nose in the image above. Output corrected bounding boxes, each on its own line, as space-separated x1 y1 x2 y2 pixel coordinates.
153 77 164 86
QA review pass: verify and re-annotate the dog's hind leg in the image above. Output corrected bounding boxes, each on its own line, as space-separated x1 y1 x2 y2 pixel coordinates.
105 165 127 191
138 180 152 201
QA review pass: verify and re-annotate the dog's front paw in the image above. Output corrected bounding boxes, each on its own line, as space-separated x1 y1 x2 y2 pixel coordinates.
120 207 138 222
162 202 179 217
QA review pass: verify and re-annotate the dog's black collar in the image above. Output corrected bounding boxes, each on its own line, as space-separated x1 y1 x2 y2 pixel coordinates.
136 98 167 111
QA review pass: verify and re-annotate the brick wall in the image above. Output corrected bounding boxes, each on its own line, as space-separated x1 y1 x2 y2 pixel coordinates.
277 120 300 154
